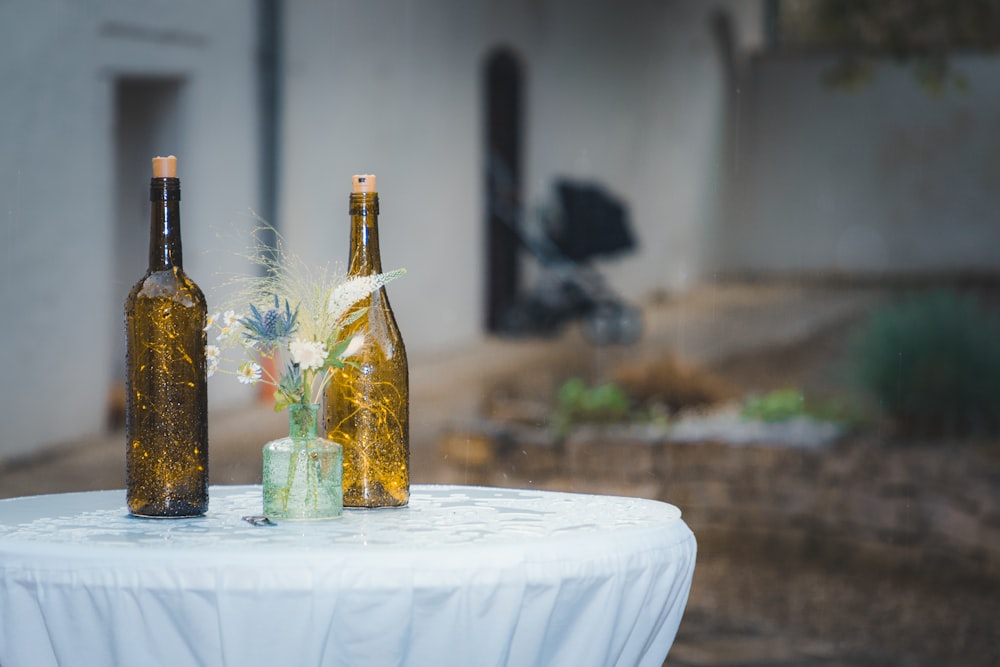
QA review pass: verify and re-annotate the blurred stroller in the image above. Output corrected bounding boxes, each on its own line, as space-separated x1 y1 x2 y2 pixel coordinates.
499 178 643 346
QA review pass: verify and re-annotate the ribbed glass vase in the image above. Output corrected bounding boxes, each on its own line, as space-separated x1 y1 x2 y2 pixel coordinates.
263 403 343 521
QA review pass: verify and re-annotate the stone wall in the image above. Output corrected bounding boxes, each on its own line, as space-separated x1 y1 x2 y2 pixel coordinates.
439 424 1000 583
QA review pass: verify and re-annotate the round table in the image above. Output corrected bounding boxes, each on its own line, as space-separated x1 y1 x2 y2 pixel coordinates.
0 484 696 667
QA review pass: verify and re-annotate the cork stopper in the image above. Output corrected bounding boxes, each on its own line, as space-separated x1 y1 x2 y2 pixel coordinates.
152 155 177 178
352 174 376 193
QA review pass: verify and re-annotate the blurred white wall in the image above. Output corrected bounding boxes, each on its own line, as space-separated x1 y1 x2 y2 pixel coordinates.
720 54 1000 276
0 1 260 458
1 0 754 458
279 0 755 353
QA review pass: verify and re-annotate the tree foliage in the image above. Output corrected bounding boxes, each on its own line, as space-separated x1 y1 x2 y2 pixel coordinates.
776 0 1000 93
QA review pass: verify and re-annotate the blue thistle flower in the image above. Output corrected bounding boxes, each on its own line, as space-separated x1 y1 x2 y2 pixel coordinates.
241 294 298 353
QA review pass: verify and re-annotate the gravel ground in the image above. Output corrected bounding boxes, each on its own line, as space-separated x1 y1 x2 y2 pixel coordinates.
666 289 1000 667
670 533 999 667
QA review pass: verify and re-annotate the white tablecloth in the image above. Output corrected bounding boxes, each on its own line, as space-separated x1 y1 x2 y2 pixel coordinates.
0 484 696 667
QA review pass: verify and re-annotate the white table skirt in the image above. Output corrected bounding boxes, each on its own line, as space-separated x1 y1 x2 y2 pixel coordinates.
0 484 696 667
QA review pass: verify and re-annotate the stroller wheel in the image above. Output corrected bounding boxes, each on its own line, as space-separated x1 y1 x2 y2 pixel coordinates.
582 301 643 346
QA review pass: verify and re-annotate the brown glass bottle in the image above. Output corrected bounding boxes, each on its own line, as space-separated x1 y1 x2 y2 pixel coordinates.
325 174 409 507
125 156 209 517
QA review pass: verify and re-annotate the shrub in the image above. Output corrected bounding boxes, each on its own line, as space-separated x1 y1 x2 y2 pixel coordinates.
741 388 807 422
851 290 1000 437
552 378 632 437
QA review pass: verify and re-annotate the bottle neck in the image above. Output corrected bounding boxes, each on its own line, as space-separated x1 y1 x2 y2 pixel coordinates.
348 192 382 275
149 177 183 271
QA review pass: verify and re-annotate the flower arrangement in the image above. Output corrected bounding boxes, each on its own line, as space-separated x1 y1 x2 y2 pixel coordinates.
207 240 404 413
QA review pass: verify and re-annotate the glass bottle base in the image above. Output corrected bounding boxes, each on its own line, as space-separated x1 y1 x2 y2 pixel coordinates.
263 437 343 521
128 500 207 519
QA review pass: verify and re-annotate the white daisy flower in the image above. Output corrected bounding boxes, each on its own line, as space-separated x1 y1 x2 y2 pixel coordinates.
205 312 220 332
288 338 327 371
237 361 262 385
206 345 221 378
216 310 241 341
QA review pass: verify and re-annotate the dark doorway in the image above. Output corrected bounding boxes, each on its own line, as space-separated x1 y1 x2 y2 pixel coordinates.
483 48 524 333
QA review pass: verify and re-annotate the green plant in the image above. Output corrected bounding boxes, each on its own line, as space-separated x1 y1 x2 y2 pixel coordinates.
741 388 807 422
552 377 632 437
740 388 863 428
851 290 1000 436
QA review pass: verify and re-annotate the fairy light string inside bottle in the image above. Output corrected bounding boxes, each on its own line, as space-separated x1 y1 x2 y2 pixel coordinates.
324 173 410 508
125 155 209 518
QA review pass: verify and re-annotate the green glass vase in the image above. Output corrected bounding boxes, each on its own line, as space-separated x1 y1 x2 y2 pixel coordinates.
263 403 343 521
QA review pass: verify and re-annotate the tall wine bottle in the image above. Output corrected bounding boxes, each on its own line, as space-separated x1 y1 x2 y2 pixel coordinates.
125 155 209 517
325 174 409 507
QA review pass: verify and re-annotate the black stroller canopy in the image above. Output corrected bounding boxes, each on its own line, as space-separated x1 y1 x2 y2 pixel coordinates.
496 177 642 345
548 180 636 263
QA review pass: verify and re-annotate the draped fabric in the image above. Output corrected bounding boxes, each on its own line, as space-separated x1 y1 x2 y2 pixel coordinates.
0 485 696 667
